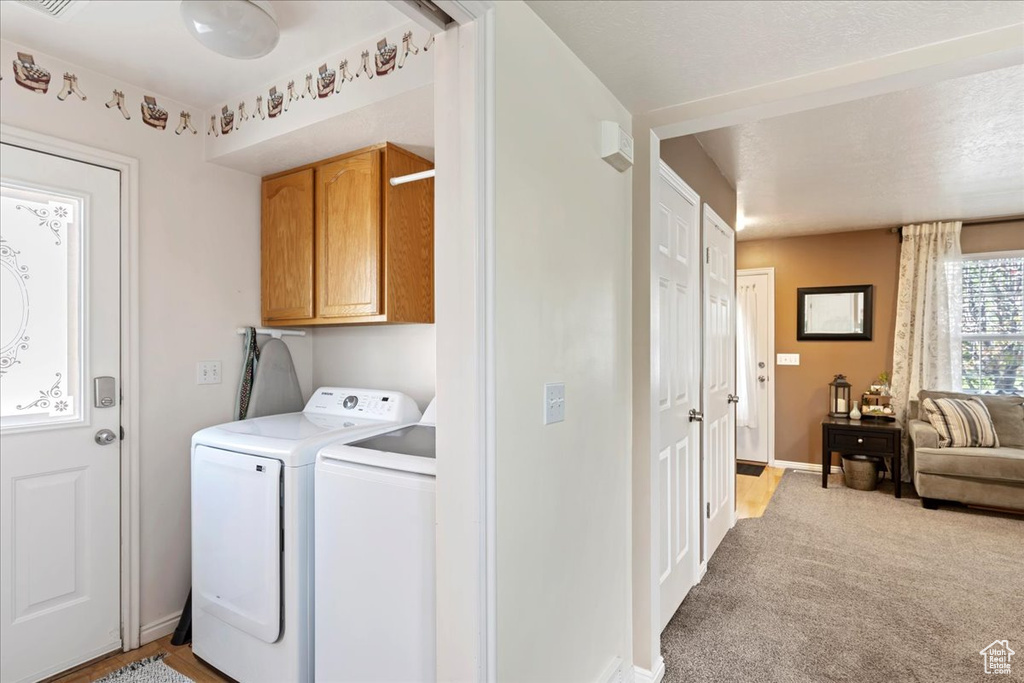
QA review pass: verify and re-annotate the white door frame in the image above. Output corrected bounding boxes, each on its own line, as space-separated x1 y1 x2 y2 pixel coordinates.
395 1 497 680
0 124 142 651
736 267 776 467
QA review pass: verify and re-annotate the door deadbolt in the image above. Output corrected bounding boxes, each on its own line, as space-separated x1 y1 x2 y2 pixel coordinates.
94 376 116 408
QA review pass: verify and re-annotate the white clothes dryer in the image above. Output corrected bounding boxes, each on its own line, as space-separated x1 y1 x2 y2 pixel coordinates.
190 388 421 683
315 399 437 682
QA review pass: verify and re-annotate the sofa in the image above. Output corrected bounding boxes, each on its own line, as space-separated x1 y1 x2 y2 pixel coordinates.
908 390 1024 511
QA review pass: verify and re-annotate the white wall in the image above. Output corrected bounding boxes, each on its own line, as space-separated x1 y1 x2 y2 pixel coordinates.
311 325 435 411
0 40 313 637
493 3 633 680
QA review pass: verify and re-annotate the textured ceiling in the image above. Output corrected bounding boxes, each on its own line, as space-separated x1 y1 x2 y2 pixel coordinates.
526 1 1024 113
693 66 1024 241
0 0 409 107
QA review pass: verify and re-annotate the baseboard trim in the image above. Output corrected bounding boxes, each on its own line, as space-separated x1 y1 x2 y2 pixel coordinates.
140 611 181 645
634 657 665 683
775 459 841 474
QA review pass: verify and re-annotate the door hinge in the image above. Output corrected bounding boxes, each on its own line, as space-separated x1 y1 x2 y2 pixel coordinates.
706 502 711 518
120 426 125 440
705 247 710 263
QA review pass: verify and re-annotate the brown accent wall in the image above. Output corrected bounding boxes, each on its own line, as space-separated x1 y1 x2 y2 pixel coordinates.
660 135 737 228
962 219 1024 254
738 221 1024 465
737 228 900 465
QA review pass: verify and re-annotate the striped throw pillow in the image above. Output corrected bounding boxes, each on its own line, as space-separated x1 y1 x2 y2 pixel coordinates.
921 397 1000 448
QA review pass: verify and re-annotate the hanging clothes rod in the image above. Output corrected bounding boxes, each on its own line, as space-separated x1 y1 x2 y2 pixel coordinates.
389 169 435 186
236 327 306 340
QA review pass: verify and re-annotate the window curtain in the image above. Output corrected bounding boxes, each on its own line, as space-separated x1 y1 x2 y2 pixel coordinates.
891 221 963 480
736 282 758 428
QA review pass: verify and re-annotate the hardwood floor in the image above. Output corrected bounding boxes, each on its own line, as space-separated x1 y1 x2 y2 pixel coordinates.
736 465 785 519
49 635 230 683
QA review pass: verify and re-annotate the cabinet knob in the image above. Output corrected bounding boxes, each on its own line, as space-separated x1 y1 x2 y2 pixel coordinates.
857 438 864 444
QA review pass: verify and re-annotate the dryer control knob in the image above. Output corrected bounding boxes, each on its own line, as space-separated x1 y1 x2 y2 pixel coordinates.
343 395 358 410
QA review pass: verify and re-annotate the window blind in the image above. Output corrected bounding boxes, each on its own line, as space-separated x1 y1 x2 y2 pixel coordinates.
960 254 1024 394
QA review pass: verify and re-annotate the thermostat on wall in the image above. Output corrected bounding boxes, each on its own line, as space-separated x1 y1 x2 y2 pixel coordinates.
601 121 633 172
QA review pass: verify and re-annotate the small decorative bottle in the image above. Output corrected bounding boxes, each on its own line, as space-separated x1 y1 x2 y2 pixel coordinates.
849 401 862 420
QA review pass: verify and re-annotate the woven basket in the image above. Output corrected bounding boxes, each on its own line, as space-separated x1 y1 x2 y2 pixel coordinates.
841 454 884 491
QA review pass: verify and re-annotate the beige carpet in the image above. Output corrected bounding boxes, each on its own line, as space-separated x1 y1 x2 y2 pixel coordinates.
663 471 1023 682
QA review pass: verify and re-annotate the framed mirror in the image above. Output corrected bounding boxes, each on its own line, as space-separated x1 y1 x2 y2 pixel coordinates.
797 284 873 341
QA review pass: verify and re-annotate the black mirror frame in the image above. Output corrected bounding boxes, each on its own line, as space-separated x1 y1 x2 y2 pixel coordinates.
796 284 874 341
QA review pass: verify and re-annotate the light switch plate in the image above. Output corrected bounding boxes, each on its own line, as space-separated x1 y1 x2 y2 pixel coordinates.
544 383 565 424
777 353 800 366
197 360 222 385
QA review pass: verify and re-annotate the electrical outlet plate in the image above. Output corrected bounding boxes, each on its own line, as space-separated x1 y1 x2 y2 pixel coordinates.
544 382 565 424
197 360 222 385
777 353 800 366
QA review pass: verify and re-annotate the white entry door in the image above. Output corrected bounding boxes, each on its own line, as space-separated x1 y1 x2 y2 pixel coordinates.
702 206 735 561
0 143 122 683
736 269 773 465
655 162 701 631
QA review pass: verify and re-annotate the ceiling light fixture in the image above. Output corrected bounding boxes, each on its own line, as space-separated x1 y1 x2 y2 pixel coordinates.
180 0 279 60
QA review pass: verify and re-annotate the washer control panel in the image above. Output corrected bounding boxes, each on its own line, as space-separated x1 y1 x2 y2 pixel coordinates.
303 387 421 424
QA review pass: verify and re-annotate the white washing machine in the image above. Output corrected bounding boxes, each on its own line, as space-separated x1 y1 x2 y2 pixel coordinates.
315 399 437 683
190 388 421 683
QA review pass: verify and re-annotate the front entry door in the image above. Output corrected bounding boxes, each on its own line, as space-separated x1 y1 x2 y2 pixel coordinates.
655 162 701 631
736 270 771 464
702 206 736 561
1 143 122 683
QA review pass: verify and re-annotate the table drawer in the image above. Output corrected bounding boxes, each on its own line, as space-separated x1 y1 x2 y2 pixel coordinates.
828 429 893 453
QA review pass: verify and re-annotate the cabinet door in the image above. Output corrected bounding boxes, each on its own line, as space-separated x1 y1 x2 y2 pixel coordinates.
316 151 382 319
262 170 314 321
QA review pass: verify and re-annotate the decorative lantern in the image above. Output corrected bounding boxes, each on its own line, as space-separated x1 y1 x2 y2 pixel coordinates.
829 374 852 417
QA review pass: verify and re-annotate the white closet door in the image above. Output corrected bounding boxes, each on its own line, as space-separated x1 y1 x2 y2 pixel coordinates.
1 144 122 683
702 206 736 562
655 163 701 631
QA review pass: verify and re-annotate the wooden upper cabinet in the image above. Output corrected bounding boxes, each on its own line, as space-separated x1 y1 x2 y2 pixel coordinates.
261 169 314 322
382 146 434 323
260 143 434 326
316 151 382 319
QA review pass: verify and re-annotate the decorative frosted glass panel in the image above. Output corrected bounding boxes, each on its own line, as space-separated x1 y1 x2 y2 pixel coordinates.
0 183 82 429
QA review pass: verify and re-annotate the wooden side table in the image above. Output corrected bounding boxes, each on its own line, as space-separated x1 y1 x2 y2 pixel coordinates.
821 416 903 497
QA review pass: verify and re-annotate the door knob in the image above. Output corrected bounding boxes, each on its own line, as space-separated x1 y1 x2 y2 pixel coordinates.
727 394 740 404
688 409 704 422
95 429 117 445
758 375 767 383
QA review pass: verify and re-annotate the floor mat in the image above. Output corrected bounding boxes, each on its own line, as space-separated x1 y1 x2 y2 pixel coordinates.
95 656 193 683
736 463 765 477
